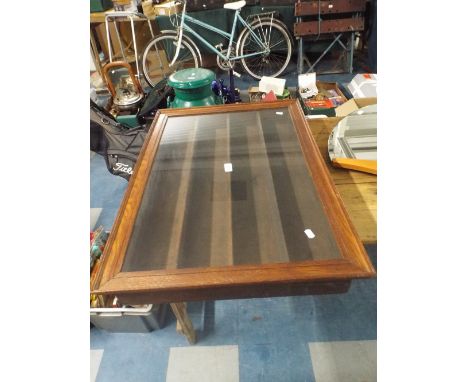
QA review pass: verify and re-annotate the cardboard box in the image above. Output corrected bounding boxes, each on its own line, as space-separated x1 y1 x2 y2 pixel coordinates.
248 86 291 102
153 1 182 16
248 86 263 102
335 97 377 117
298 81 348 118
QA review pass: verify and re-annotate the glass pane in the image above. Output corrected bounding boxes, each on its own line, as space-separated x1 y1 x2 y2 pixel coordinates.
122 107 341 272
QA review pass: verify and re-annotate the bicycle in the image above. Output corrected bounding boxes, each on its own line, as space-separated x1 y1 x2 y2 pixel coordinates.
141 0 293 87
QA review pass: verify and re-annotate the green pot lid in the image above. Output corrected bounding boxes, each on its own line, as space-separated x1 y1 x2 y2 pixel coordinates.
168 68 215 89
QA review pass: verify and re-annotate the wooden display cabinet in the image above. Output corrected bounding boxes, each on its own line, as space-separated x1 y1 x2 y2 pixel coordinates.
92 100 375 308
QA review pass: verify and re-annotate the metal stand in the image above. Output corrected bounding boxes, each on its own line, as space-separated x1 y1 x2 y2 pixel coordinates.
297 31 355 74
90 29 103 77
228 69 236 104
104 11 155 80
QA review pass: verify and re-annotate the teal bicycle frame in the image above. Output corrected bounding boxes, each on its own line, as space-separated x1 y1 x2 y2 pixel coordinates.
176 7 269 63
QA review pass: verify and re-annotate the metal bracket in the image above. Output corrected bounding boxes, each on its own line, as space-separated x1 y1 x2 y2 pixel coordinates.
246 11 278 23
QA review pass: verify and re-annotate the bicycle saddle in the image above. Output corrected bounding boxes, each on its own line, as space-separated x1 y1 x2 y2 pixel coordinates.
224 1 246 10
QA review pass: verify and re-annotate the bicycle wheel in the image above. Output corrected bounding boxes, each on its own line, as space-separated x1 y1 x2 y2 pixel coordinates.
238 18 292 80
142 34 199 87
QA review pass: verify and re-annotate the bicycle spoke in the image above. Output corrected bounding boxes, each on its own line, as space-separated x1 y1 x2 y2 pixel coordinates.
241 24 291 78
269 30 285 46
269 38 287 50
245 31 267 51
268 16 274 47
257 16 268 46
151 45 164 71
249 59 264 72
268 53 285 66
244 46 284 74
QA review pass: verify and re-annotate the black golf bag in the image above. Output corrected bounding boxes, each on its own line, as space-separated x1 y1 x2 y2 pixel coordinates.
90 100 148 181
90 78 173 180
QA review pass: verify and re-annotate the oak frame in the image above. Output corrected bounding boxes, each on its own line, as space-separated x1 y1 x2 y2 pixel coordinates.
93 100 375 304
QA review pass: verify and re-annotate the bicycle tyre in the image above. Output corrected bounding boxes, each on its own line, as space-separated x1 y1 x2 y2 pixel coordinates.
142 33 200 87
238 18 292 80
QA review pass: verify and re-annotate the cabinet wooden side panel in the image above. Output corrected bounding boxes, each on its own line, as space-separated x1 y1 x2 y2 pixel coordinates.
117 280 352 305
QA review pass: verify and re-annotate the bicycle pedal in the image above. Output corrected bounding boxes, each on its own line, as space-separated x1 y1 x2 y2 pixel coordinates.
215 43 223 50
232 71 241 78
